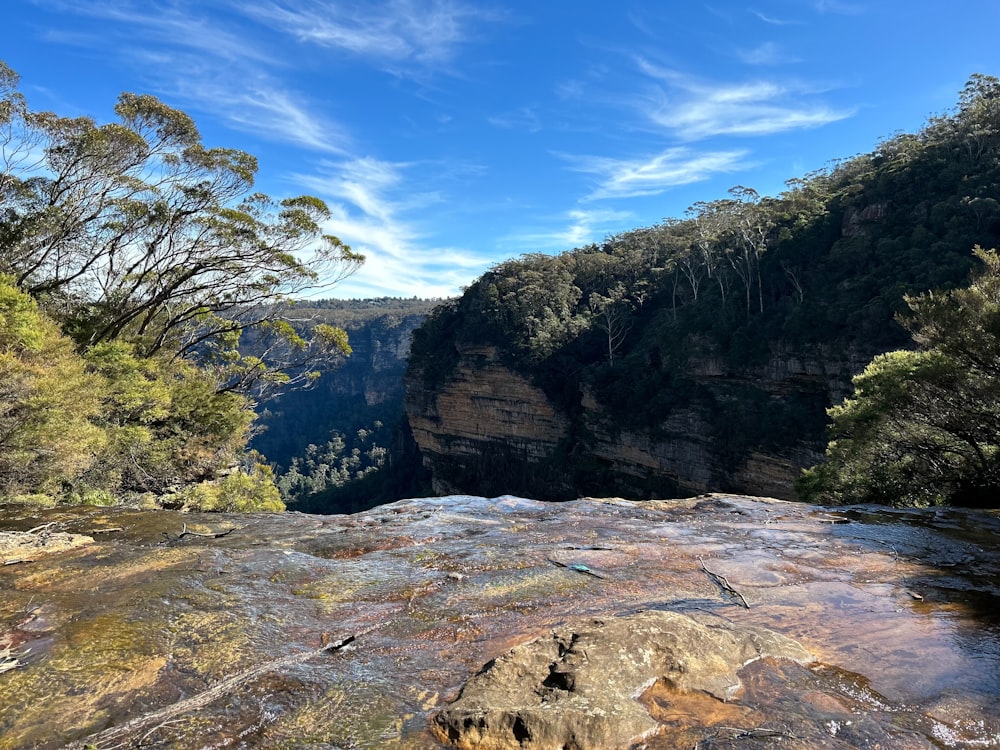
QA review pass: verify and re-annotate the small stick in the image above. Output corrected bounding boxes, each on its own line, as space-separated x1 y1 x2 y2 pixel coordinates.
65 628 372 749
714 726 797 740
699 558 750 609
161 523 237 543
25 522 58 535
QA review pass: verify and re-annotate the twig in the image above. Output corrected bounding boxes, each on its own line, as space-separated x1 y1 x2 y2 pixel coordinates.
65 628 373 749
161 523 237 544
714 726 797 741
699 558 750 609
0 645 27 674
25 522 58 535
2 558 33 566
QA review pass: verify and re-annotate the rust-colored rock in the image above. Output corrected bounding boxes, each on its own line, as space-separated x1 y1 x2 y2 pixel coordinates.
433 611 812 750
0 495 997 749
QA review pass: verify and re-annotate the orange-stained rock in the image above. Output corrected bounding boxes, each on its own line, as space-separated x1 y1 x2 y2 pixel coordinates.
432 611 812 750
0 494 996 749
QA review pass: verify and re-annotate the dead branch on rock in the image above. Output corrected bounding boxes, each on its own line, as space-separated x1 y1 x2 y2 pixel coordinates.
698 726 798 746
0 646 25 674
161 523 237 544
25 522 59 535
65 628 373 749
699 558 750 609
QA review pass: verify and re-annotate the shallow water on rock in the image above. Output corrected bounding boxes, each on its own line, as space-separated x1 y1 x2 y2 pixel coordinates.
0 495 998 749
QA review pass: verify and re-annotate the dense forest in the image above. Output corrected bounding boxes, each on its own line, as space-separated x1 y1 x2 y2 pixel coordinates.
0 61 361 510
250 297 437 513
408 74 1000 507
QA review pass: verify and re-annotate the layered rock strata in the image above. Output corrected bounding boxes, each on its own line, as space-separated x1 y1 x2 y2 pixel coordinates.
406 343 869 499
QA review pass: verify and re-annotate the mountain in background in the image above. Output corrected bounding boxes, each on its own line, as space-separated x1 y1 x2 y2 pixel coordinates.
404 75 1000 503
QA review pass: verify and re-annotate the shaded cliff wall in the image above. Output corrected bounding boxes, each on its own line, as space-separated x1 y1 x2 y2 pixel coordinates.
405 340 872 501
406 345 570 497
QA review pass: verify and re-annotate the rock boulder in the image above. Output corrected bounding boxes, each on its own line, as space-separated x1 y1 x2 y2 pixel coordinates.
433 610 813 750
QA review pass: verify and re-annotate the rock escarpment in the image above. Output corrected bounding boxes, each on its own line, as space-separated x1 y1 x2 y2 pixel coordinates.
406 346 570 496
406 342 868 500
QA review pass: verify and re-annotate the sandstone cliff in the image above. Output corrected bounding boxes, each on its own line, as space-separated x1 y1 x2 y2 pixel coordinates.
405 341 871 500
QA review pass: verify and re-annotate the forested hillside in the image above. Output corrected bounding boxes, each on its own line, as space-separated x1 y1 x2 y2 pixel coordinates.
250 297 438 513
407 75 1000 505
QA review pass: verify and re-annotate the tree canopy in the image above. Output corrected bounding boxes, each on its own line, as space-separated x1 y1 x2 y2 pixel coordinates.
0 62 363 509
799 247 1000 507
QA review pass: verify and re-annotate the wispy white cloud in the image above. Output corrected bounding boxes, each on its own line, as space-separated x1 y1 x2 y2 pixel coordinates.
736 42 797 66
555 79 586 101
635 62 853 139
241 0 494 70
169 73 351 154
30 0 351 154
291 157 490 297
487 106 541 132
560 148 750 200
814 0 865 15
505 207 634 251
750 9 802 26
33 0 277 65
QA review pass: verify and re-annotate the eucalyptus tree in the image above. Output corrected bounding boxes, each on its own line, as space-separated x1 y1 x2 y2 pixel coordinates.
724 186 772 317
0 61 363 400
588 282 633 366
686 200 732 305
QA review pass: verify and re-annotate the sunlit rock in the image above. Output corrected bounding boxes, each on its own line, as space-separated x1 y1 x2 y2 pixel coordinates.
433 610 812 750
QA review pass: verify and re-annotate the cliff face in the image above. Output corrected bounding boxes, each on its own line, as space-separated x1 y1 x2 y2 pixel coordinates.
405 341 870 500
406 346 569 496
254 313 425 470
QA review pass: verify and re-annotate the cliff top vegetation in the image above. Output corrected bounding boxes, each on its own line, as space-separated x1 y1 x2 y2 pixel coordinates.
0 61 361 509
408 74 1000 506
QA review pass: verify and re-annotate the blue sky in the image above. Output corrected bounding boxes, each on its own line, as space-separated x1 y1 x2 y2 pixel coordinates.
5 1 1000 298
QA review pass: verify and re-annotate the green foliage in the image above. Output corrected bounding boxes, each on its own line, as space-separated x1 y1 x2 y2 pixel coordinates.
0 63 364 510
1 60 362 401
276 423 388 504
407 74 1000 501
174 464 285 512
83 342 261 500
800 248 1000 507
0 278 105 498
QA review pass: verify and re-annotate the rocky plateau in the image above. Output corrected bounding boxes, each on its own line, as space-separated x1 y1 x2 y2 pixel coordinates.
0 494 998 749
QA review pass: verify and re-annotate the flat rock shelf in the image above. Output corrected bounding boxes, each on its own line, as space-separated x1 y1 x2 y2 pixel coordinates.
0 494 998 749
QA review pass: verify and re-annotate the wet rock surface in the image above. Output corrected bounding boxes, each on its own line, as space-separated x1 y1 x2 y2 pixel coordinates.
0 494 997 749
432 610 812 749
